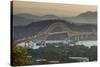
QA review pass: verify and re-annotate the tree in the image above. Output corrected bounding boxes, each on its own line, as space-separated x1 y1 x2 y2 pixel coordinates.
12 43 32 66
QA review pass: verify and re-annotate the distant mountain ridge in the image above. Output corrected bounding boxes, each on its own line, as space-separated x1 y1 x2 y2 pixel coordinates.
13 11 97 26
76 11 97 17
63 11 97 24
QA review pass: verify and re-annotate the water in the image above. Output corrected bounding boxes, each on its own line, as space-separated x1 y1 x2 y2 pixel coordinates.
75 40 97 48
45 40 97 47
46 40 68 43
17 40 97 49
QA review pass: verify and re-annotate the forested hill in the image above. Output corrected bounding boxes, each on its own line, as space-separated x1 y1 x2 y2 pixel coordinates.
13 19 97 40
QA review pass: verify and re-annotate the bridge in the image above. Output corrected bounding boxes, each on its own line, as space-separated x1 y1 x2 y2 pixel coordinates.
15 22 97 48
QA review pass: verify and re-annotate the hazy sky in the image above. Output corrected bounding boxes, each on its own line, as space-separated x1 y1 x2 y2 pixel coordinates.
12 1 97 17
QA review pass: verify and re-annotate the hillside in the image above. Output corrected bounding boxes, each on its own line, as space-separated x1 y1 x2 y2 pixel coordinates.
13 19 97 40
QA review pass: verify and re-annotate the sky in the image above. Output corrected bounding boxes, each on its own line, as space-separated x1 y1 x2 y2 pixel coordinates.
12 1 97 17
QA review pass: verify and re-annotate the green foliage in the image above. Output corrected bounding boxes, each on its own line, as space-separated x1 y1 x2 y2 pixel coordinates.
86 46 97 61
68 45 97 61
39 61 49 64
12 43 32 66
28 44 97 64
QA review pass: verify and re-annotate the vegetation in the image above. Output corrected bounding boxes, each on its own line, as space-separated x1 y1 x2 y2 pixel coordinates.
68 45 97 60
12 43 32 66
28 44 97 64
12 43 97 65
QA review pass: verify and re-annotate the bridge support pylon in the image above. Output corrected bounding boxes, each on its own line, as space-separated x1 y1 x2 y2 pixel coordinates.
43 41 47 47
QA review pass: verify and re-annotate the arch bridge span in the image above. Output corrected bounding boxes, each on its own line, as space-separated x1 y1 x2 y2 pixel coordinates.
15 22 97 48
